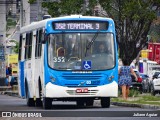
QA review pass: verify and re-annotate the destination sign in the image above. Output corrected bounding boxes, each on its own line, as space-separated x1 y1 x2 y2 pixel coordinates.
52 21 108 30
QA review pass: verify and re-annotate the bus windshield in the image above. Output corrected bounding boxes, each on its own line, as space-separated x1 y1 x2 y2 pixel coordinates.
48 33 115 70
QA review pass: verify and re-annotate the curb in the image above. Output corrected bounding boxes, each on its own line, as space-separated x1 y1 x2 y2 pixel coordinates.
0 91 19 97
4 91 19 97
111 102 160 110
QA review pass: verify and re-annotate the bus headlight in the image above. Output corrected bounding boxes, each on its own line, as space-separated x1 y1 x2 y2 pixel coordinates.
108 75 114 81
50 76 56 82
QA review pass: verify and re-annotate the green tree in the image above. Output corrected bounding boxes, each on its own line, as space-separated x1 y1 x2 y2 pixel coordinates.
42 0 160 65
42 0 97 17
149 18 160 42
28 0 36 4
10 40 19 54
99 0 160 64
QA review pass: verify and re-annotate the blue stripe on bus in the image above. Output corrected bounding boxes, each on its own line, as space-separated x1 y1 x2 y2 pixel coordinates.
19 61 25 97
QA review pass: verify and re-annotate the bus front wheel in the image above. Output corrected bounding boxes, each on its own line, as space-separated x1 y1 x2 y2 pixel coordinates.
26 89 35 107
36 81 42 107
36 98 42 107
42 97 52 109
101 97 110 108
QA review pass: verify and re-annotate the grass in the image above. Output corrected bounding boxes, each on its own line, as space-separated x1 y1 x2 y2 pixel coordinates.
118 89 140 97
111 93 160 106
128 89 140 97
111 100 160 106
122 99 160 106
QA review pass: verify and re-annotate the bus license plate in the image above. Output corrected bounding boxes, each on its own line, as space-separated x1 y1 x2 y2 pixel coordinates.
76 88 88 93
86 80 100 85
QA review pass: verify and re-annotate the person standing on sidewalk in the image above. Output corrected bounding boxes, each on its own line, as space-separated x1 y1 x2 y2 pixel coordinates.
7 64 12 86
5 66 9 86
8 64 12 76
118 60 138 100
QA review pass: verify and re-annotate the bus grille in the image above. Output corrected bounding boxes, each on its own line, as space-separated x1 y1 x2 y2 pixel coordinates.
62 73 102 80
65 85 97 87
66 90 98 95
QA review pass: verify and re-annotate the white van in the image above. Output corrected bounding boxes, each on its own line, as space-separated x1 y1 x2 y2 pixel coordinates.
150 73 160 96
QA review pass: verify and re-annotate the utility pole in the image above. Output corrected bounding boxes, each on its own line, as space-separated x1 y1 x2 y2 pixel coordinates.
0 0 6 46
20 0 30 27
0 0 6 84
0 0 18 84
37 0 41 20
20 0 23 27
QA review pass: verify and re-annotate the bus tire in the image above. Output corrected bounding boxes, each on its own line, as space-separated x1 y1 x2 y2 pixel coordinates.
86 100 94 106
42 97 52 109
36 80 42 107
36 98 42 107
76 100 85 107
101 97 110 108
26 89 35 107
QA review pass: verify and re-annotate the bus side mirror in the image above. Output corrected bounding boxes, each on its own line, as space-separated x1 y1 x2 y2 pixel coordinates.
42 34 48 44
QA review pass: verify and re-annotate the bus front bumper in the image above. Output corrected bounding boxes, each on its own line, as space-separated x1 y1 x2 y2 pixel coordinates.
45 81 118 98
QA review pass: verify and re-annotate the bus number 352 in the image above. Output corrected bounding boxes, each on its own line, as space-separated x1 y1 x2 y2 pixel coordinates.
53 57 65 62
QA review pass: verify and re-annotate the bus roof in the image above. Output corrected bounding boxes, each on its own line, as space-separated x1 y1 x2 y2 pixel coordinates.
20 15 114 33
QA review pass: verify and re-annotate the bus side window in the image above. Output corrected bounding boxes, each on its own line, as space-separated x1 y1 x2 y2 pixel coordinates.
35 29 43 58
38 29 43 57
28 32 33 59
35 30 39 58
18 35 22 60
24 33 29 59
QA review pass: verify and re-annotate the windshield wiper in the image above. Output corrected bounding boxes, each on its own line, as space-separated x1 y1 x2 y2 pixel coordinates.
85 31 99 56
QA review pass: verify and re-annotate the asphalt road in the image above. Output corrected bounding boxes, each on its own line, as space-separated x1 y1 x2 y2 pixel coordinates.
0 94 159 120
